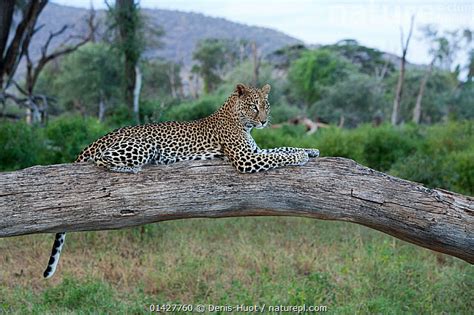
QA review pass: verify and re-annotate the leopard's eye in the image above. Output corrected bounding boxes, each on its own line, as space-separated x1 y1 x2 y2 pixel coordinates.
251 104 258 112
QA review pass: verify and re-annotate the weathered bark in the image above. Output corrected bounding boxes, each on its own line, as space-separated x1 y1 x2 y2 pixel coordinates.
0 158 472 264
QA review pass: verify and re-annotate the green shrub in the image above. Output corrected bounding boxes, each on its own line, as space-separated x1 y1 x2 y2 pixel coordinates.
449 149 474 195
252 125 315 149
269 104 302 124
41 115 112 164
390 121 474 194
105 104 136 128
357 124 420 171
161 94 225 122
0 121 44 171
312 126 364 160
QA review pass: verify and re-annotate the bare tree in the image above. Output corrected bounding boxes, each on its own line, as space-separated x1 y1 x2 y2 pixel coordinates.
0 1 96 124
22 10 97 123
412 59 434 124
251 41 261 86
0 0 48 92
413 26 473 124
391 15 415 126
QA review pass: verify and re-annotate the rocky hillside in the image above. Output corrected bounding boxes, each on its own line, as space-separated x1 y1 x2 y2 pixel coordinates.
30 3 302 67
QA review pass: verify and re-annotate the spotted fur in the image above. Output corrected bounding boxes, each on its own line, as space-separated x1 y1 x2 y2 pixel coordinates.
43 83 319 278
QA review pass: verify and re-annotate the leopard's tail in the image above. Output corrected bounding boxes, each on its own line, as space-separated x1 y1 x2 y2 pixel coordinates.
43 232 66 279
43 147 95 279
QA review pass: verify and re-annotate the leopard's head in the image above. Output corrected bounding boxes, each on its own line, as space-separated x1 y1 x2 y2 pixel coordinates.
234 83 271 129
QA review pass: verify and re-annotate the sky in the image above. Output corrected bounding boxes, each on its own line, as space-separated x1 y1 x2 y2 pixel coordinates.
53 0 474 66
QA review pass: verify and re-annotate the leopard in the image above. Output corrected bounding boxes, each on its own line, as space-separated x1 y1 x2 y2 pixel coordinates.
43 83 319 278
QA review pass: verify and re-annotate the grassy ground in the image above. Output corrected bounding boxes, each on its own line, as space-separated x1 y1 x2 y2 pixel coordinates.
1 217 472 314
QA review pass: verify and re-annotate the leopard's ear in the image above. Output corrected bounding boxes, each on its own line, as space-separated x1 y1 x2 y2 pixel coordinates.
261 84 271 95
235 83 247 97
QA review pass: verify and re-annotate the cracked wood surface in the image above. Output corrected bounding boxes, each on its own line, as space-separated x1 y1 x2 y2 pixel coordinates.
0 158 473 264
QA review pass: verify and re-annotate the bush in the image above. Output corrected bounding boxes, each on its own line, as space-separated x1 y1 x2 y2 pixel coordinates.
0 121 44 171
390 121 474 195
312 126 364 160
270 104 302 124
41 115 112 164
449 149 474 195
161 94 226 122
356 124 420 171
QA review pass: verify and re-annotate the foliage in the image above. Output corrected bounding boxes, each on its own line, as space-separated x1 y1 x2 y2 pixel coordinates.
312 73 387 127
107 0 145 116
450 82 474 120
390 121 474 195
192 38 241 94
0 121 44 171
287 49 356 107
220 60 295 122
141 59 182 100
420 25 473 74
267 44 308 69
0 116 111 170
384 68 457 124
37 43 123 119
41 115 112 164
254 121 473 195
323 39 395 75
160 93 226 122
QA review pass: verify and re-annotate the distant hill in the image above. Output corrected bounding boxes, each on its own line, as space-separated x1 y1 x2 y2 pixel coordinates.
29 3 302 68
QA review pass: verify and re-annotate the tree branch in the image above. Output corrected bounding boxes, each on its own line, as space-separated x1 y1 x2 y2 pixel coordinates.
0 158 472 264
3 0 47 85
27 9 97 94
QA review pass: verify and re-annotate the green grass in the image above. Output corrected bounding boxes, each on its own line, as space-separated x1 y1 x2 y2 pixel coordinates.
1 218 472 314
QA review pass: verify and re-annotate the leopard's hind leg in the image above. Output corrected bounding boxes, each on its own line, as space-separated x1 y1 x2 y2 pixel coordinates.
95 141 157 173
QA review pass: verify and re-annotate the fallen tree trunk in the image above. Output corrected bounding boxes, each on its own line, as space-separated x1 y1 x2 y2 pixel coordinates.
0 158 472 264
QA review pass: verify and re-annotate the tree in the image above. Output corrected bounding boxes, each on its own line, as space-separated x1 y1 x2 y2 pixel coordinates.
107 0 144 123
37 43 122 121
0 1 96 124
312 73 387 127
323 39 395 76
23 9 96 124
391 15 415 126
251 41 261 86
287 49 355 110
0 0 48 100
267 44 308 70
386 68 456 124
467 49 474 82
413 26 473 123
141 59 183 100
192 38 240 94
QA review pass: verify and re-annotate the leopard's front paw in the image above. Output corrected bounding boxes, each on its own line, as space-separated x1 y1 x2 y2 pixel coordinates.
305 149 320 158
294 150 310 165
